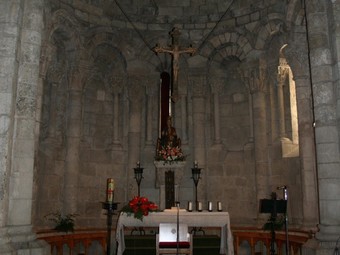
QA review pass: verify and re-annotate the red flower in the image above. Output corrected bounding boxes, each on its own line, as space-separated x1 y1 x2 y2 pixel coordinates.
122 196 158 221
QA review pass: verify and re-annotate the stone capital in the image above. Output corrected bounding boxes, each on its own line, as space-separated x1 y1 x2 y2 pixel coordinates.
189 75 207 96
110 75 125 94
240 67 267 94
209 77 224 94
277 63 289 86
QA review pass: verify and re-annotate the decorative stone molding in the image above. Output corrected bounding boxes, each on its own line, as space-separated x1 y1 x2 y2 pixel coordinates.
110 75 125 94
277 59 289 86
240 66 268 94
189 75 207 96
209 77 224 94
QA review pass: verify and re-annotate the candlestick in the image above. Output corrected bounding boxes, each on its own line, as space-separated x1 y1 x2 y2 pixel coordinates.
106 178 114 203
102 202 118 255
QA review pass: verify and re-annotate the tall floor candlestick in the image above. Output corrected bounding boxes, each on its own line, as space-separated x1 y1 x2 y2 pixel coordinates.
102 202 118 255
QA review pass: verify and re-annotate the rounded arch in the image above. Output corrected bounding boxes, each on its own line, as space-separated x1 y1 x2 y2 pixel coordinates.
254 18 286 50
286 0 305 28
47 9 82 55
203 31 252 63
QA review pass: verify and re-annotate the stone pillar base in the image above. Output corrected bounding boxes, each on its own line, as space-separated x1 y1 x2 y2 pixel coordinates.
0 226 50 255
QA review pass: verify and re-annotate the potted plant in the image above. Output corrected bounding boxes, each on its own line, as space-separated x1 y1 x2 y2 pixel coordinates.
45 211 78 232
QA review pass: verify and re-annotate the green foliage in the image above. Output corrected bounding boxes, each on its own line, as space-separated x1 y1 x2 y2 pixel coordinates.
45 211 78 232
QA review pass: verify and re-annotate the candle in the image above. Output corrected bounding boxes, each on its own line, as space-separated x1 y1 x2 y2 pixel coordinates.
137 161 140 168
197 201 202 211
208 201 212 212
217 201 222 211
188 201 193 212
107 178 115 203
194 161 198 168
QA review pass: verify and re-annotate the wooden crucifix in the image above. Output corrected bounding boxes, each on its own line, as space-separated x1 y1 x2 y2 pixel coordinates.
153 27 196 104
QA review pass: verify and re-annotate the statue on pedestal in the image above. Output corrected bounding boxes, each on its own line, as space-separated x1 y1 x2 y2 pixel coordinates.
156 116 184 163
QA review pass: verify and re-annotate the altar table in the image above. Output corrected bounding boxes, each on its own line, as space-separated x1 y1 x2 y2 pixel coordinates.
115 210 234 255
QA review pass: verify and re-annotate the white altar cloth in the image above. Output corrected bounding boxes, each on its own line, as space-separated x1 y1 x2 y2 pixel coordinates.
115 210 234 255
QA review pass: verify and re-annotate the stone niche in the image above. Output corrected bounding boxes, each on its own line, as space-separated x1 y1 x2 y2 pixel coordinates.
154 161 186 210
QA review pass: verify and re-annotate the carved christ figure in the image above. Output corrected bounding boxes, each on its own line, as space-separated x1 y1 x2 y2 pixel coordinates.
153 27 196 101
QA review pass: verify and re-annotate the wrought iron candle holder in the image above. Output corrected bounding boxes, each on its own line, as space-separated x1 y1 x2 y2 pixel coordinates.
191 161 202 211
134 161 144 196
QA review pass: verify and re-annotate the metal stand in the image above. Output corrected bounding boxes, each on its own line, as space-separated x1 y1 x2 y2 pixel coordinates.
278 186 289 255
191 163 205 235
102 202 118 255
132 162 145 235
134 163 143 197
260 192 287 255
191 164 201 211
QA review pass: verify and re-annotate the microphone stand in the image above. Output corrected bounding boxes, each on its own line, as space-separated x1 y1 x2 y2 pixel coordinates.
176 202 180 255
278 186 289 255
283 187 289 255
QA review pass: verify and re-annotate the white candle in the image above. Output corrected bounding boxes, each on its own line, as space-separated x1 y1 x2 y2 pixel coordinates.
197 202 202 211
194 161 198 168
188 201 192 212
107 178 115 203
217 201 222 211
208 201 212 211
137 161 140 168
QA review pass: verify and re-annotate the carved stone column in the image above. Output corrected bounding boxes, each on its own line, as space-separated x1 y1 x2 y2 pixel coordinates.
277 58 290 139
241 63 270 220
64 67 85 214
178 76 188 145
239 68 254 145
1 0 49 253
190 74 207 204
210 78 223 145
46 61 65 139
111 76 124 146
127 75 144 198
146 79 157 146
284 40 319 231
180 94 188 145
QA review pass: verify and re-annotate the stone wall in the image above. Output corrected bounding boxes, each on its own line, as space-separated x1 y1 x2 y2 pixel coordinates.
2 0 340 254
31 0 316 230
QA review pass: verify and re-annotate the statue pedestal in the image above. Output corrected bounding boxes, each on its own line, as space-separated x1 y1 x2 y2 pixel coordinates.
154 161 186 210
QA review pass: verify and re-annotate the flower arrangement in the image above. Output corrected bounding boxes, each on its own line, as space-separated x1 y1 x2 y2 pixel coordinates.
44 211 78 232
121 196 159 221
155 145 186 164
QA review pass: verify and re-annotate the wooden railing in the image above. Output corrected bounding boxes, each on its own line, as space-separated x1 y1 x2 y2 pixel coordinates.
233 229 310 255
37 230 107 255
37 228 311 255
